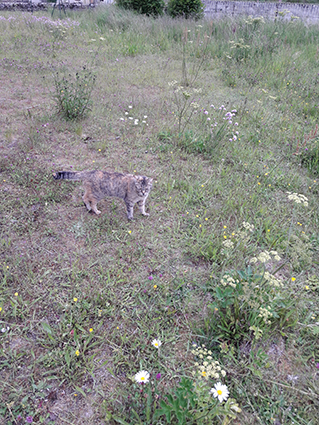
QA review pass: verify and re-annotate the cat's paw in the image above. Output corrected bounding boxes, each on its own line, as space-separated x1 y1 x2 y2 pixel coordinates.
142 212 150 216
95 210 101 215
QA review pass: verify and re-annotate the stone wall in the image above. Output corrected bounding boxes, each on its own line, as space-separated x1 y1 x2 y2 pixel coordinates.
203 1 319 23
1 0 319 23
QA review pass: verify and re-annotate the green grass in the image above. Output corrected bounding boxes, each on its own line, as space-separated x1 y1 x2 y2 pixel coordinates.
0 6 319 424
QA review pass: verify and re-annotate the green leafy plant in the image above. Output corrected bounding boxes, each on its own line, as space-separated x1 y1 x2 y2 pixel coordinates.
209 253 298 342
154 377 196 424
154 374 241 424
115 0 165 16
167 0 204 20
53 66 96 120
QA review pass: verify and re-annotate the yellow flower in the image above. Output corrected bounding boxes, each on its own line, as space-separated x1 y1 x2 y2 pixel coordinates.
89 328 93 333
305 285 309 290
291 277 296 281
14 292 18 297
73 297 78 302
75 350 80 356
128 230 132 234
223 226 227 229
153 285 157 289
205 218 208 221
0 307 2 312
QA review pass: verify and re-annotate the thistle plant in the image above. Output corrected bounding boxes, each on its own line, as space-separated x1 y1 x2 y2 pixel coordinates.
53 66 96 120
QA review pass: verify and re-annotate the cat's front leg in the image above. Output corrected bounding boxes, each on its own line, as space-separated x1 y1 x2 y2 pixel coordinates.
138 199 149 216
125 201 134 220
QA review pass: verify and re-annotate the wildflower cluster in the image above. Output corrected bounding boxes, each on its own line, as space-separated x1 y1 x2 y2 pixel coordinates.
203 105 240 142
221 221 255 255
264 271 283 287
250 250 281 264
120 105 148 127
228 39 251 61
258 306 273 324
222 239 234 249
245 15 265 26
287 192 308 207
191 344 226 380
249 325 263 340
242 221 255 232
220 274 238 288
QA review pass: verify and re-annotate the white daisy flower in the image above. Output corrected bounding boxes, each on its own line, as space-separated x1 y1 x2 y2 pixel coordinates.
152 339 162 348
134 370 150 384
210 382 229 402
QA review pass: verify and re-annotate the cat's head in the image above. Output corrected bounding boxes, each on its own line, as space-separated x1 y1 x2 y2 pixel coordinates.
134 176 153 197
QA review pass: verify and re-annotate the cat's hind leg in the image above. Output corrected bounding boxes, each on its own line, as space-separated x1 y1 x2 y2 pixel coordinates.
82 189 92 212
90 198 101 215
82 183 101 214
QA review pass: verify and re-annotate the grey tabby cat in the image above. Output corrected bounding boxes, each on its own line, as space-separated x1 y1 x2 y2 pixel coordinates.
53 170 153 219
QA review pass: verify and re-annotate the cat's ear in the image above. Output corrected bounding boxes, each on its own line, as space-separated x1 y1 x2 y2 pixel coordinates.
148 178 153 185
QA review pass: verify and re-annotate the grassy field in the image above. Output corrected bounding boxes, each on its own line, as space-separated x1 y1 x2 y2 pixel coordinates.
0 6 319 424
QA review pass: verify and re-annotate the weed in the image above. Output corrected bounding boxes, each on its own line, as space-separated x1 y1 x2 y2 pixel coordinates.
53 66 96 120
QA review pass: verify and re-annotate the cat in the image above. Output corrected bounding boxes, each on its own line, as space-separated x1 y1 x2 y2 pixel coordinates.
53 170 153 219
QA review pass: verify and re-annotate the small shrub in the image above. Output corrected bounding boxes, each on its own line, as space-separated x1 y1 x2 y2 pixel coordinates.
53 66 96 120
115 0 165 17
167 0 204 20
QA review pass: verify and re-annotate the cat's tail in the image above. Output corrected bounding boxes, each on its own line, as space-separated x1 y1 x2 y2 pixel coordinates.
53 171 89 181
